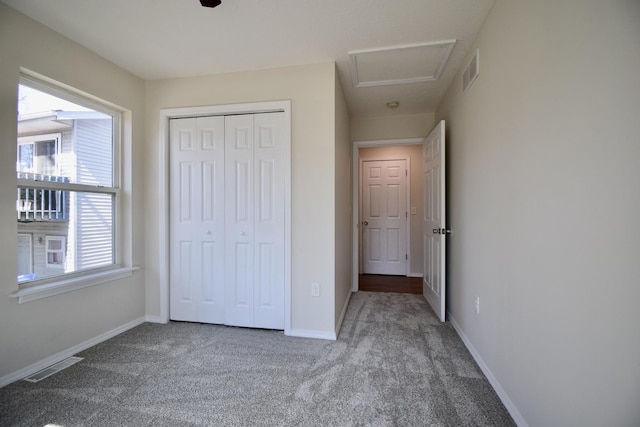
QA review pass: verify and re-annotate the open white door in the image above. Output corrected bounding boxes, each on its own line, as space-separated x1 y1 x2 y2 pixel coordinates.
423 120 447 322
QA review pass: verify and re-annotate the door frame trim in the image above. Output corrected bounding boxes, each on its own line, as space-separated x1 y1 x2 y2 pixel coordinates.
158 100 292 335
352 138 423 292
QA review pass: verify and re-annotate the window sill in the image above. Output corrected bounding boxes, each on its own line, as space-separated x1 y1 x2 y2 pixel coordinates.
9 266 140 304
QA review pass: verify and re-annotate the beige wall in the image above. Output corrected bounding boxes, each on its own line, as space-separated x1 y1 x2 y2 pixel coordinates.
351 113 434 142
436 0 640 425
144 63 340 337
334 67 352 329
0 4 146 379
359 145 423 276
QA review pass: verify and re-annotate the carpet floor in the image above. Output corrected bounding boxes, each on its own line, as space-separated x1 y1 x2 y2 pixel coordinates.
0 292 515 426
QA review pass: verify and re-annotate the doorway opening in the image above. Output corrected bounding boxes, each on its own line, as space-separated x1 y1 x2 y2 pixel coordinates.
359 274 422 294
352 138 424 293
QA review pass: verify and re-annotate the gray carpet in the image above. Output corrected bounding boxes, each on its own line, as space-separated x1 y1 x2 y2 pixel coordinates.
0 292 515 426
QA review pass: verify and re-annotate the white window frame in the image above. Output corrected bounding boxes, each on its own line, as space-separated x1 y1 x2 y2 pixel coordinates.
17 133 61 176
45 235 66 269
10 72 136 304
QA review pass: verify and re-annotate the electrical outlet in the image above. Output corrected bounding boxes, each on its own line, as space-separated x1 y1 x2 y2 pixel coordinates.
311 282 320 297
474 297 480 314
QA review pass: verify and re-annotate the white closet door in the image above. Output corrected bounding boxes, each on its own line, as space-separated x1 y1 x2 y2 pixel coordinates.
170 111 285 330
224 114 256 327
253 112 285 329
169 116 226 323
224 113 286 329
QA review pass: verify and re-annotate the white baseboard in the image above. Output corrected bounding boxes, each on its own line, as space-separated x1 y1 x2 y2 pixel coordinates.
408 273 424 278
335 291 352 338
447 312 528 427
0 316 146 388
287 329 336 340
145 315 167 324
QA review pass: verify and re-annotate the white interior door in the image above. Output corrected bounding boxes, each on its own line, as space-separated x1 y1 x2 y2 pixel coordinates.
252 113 286 329
224 114 255 327
423 120 446 321
169 116 226 323
169 112 285 329
362 159 408 275
224 113 285 329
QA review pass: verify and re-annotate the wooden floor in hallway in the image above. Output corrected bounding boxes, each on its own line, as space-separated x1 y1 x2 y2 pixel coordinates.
359 274 422 294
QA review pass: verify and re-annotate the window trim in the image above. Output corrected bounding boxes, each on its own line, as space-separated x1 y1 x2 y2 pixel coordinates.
12 70 134 301
10 266 139 303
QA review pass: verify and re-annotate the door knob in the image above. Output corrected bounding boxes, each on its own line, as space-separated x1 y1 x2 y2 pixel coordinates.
363 221 368 226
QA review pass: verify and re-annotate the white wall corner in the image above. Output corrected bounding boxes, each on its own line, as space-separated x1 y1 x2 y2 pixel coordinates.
335 291 352 338
145 315 167 324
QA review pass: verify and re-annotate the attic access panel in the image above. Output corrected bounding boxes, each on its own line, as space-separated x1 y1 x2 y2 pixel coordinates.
349 40 456 88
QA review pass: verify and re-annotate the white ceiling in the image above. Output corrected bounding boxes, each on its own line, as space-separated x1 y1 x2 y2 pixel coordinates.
2 0 494 118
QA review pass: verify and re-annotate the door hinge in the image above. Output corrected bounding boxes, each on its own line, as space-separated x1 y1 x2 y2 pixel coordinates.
406 211 408 218
405 254 408 260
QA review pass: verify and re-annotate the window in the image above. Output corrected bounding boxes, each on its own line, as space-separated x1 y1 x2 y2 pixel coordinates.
17 134 60 175
45 236 66 268
16 76 121 286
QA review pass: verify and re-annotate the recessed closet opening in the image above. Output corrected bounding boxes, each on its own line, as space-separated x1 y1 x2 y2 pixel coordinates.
158 101 292 335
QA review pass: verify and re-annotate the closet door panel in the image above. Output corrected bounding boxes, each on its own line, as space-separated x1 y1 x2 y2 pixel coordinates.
224 114 255 327
197 117 226 323
253 112 285 329
170 116 225 324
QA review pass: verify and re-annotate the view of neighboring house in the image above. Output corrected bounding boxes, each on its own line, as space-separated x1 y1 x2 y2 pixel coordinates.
16 91 114 282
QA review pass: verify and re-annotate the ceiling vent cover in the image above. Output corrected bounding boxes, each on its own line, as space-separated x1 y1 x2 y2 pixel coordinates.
463 48 480 93
349 40 456 88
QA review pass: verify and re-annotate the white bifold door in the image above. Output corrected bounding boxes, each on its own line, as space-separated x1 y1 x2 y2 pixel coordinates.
169 113 285 330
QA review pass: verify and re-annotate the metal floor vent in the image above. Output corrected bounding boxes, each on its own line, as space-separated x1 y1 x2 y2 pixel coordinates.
23 357 83 383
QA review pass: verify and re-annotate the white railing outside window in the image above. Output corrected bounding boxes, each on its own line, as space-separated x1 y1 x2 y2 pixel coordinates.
17 172 69 222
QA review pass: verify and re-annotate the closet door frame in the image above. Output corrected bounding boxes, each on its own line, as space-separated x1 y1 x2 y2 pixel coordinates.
158 101 292 335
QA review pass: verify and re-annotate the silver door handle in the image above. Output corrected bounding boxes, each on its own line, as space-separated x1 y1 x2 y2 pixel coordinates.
433 228 452 235
363 221 368 226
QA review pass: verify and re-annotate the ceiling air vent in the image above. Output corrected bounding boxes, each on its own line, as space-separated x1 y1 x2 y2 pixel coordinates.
463 48 479 93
